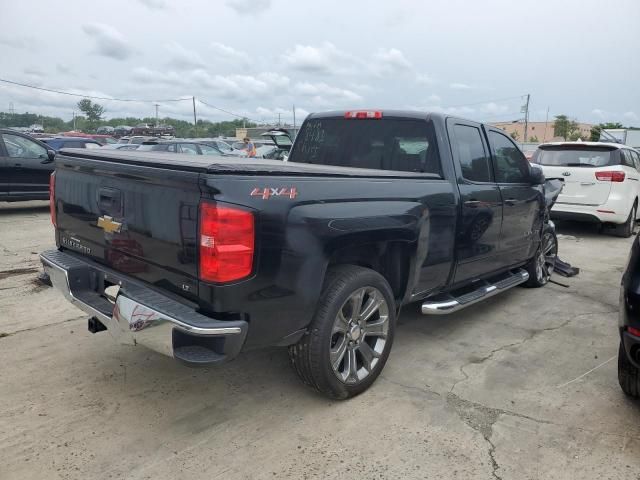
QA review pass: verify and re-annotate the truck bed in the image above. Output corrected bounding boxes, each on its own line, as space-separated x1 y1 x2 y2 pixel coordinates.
58 149 440 178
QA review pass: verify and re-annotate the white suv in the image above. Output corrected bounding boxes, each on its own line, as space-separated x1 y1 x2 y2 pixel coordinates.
532 142 640 237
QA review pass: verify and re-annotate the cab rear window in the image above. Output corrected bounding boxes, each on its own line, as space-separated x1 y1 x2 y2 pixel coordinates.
533 146 617 167
289 118 441 176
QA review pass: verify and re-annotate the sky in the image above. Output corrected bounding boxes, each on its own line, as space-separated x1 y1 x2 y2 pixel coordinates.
0 0 638 126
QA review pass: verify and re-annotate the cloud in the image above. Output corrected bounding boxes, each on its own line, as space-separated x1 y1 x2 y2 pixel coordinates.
82 23 133 60
293 81 362 106
131 67 289 101
0 36 37 50
416 73 435 85
372 48 412 74
282 42 360 75
211 42 248 62
426 94 441 103
449 82 474 90
226 0 271 15
591 108 607 119
623 111 638 122
23 67 45 78
56 64 71 75
481 102 508 115
137 0 167 9
165 42 206 69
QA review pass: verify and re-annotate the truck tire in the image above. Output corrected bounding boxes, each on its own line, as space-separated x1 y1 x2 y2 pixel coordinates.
618 340 640 397
524 226 557 288
614 203 636 238
288 265 396 399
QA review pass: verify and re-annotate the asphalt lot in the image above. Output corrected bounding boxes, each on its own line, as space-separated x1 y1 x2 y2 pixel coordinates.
1 201 640 479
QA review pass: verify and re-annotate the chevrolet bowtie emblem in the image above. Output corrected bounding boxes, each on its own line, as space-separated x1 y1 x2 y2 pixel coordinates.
97 215 122 234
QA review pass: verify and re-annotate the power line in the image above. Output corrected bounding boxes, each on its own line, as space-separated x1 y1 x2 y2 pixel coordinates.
0 78 191 103
196 98 261 124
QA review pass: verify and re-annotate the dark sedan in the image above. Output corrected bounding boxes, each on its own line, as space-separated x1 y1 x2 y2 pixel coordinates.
0 128 56 202
41 137 103 151
619 232 640 396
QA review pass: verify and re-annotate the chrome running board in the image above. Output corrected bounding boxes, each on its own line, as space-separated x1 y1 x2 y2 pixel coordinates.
421 269 529 315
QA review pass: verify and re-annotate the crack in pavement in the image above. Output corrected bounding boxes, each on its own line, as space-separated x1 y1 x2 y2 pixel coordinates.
0 315 86 338
448 310 617 395
379 375 441 398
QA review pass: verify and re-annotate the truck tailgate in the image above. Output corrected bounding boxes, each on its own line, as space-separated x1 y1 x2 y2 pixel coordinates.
53 151 202 299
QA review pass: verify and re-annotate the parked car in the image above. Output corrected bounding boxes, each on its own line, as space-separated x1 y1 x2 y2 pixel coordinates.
260 129 293 160
618 230 640 397
96 126 115 135
199 139 243 156
140 140 231 156
41 137 103 151
114 125 133 137
42 109 554 399
532 142 640 237
0 128 55 201
101 144 141 151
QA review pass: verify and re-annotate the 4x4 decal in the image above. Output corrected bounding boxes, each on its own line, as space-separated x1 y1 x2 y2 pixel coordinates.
250 187 298 199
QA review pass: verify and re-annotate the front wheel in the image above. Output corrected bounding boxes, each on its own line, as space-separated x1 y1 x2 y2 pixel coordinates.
288 265 396 399
524 226 558 288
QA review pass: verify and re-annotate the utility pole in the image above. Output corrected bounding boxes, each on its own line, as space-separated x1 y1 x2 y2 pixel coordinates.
277 112 281 127
72 111 76 130
154 103 159 127
522 94 530 144
542 106 549 143
9 102 14 116
293 105 296 135
192 96 197 137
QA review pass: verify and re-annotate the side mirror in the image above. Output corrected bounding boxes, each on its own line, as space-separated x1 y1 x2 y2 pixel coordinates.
529 164 545 185
40 149 56 164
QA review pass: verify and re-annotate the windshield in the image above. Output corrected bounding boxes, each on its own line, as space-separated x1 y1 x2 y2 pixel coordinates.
288 117 441 175
533 147 617 167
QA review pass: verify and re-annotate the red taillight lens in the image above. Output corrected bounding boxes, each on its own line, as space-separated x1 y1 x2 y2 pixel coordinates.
344 110 383 119
628 326 640 337
199 202 254 283
49 172 56 227
595 171 625 182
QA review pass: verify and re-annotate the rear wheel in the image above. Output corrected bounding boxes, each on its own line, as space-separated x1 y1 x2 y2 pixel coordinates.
288 265 396 399
524 226 557 288
618 341 640 397
614 203 636 238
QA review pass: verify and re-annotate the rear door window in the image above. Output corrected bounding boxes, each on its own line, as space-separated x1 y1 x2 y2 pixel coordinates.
488 131 530 183
452 124 492 183
289 117 441 175
179 143 199 155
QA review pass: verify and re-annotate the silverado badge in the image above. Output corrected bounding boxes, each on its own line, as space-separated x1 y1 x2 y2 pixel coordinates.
97 215 122 234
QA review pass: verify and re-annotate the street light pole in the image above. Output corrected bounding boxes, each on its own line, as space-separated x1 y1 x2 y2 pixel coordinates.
523 93 530 144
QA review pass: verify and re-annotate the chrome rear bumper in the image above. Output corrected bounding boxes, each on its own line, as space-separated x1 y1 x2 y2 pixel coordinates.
40 249 248 366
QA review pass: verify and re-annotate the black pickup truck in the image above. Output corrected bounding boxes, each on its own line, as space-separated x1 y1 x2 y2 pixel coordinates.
41 110 556 399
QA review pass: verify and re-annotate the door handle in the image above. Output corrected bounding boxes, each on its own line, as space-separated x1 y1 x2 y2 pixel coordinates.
505 198 518 206
464 200 481 207
13 163 22 167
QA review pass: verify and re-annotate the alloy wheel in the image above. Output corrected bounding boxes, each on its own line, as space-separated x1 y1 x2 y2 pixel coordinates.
329 287 390 384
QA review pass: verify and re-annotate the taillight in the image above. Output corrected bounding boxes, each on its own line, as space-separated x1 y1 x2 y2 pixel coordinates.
199 202 254 283
49 172 56 227
596 171 625 182
628 326 640 337
344 110 383 119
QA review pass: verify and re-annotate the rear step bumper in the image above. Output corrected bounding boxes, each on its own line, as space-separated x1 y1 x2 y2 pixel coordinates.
40 249 248 366
421 269 529 315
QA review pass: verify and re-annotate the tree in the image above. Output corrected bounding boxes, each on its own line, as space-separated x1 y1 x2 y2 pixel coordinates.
77 98 105 129
529 135 539 143
510 131 519 140
553 115 579 140
590 122 624 141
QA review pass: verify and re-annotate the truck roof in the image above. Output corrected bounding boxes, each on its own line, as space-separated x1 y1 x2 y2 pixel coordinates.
538 141 628 149
309 109 444 121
